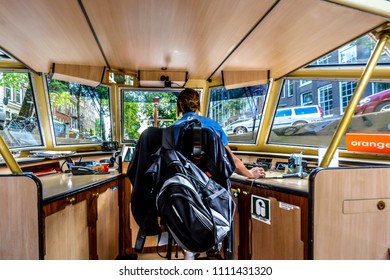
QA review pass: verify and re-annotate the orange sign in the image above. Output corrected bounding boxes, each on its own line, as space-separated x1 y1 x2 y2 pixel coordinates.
346 133 390 154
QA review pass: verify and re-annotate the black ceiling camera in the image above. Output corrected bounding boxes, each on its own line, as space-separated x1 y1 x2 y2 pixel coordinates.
160 75 171 88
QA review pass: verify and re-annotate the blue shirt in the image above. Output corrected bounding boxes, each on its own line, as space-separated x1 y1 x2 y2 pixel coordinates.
172 112 229 145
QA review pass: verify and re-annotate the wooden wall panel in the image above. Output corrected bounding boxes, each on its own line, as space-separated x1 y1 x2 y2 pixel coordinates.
312 168 390 260
0 176 40 260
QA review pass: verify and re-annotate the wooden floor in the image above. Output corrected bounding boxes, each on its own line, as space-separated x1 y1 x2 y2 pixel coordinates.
118 250 219 260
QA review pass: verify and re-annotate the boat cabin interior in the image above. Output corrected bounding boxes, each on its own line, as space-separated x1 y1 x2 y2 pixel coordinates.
0 0 390 260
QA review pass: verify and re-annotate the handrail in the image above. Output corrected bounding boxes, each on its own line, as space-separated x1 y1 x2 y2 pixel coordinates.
0 135 22 174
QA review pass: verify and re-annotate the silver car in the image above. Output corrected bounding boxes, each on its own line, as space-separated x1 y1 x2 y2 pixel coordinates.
223 115 261 135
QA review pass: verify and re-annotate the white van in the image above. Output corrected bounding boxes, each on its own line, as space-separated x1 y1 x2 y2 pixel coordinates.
273 105 323 128
224 105 323 135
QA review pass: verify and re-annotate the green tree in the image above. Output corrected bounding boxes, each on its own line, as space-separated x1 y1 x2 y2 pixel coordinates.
123 101 140 139
0 72 35 118
47 79 72 109
123 90 178 139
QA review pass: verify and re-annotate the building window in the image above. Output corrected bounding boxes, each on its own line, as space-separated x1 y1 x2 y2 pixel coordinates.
300 80 311 87
339 45 357 63
5 87 11 100
301 91 312 105
318 84 333 116
316 54 332 65
340 81 357 113
281 80 294 98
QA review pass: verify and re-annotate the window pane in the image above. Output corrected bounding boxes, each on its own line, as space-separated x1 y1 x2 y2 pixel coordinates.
0 71 43 149
208 85 268 143
310 34 390 65
122 89 180 141
46 77 111 145
269 79 390 150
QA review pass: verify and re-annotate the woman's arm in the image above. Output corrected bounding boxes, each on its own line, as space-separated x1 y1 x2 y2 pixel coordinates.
225 146 265 179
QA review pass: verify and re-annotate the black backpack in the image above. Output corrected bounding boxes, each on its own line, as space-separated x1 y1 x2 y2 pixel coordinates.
127 122 236 254
151 128 236 253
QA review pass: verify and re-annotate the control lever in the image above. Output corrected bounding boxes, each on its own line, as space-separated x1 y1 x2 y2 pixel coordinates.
282 172 307 179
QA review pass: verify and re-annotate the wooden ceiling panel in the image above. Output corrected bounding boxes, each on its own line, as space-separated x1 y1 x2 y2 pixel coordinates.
0 0 105 73
0 0 387 82
82 0 277 79
219 0 387 79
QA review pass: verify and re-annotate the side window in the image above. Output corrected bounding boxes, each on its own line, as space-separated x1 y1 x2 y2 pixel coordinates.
46 77 111 145
0 70 43 149
268 79 390 151
276 109 292 117
208 84 268 143
294 107 317 115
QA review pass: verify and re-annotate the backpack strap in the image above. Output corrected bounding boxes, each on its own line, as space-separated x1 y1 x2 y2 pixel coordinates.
162 127 175 149
191 121 202 164
176 119 202 164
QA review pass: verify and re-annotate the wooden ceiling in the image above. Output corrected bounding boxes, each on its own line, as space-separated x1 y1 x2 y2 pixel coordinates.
0 0 387 82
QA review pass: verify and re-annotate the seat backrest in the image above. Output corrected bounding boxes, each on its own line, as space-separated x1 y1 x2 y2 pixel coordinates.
176 121 235 188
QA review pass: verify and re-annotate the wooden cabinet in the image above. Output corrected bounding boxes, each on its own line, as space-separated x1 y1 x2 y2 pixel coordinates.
96 186 119 260
45 199 89 259
231 180 308 260
43 179 123 260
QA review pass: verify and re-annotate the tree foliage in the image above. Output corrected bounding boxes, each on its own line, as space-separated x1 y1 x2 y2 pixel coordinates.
123 90 178 139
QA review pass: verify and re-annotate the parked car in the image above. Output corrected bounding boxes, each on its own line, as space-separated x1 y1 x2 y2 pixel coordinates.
223 115 261 135
87 135 102 142
53 120 66 137
273 105 323 128
355 89 390 115
223 105 323 135
69 128 79 139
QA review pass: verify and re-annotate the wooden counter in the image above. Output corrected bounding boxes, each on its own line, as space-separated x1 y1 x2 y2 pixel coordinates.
39 170 121 203
231 171 309 194
0 170 132 260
